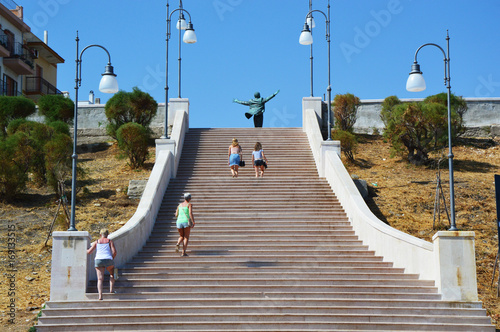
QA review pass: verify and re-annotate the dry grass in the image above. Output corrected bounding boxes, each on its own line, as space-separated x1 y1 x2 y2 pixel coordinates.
0 142 154 331
1 135 500 331
344 134 500 327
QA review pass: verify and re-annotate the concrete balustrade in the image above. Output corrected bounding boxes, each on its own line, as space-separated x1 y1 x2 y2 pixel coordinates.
49 100 190 300
303 98 479 302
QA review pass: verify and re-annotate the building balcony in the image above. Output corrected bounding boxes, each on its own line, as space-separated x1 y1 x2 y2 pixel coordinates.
24 76 62 96
3 42 35 75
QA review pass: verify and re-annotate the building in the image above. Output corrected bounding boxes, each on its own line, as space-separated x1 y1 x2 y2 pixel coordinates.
0 1 64 102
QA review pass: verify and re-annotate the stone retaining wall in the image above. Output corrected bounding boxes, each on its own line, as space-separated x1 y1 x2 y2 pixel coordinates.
29 97 500 139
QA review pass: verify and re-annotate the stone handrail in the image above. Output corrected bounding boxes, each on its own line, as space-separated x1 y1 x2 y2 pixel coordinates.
87 107 189 281
51 102 189 301
302 99 479 302
302 101 323 170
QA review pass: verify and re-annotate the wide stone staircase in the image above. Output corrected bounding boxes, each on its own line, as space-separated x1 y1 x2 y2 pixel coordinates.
37 128 494 331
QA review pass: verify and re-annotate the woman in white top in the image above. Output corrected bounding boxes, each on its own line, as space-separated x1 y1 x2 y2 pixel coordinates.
252 142 268 178
87 228 117 300
228 138 243 178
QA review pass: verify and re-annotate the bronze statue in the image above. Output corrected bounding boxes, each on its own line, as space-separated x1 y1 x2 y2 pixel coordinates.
233 90 280 127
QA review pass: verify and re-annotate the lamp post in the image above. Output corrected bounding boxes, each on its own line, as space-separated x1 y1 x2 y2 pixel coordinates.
69 31 119 231
307 0 315 97
176 0 188 98
163 0 197 139
406 30 457 231
300 0 332 140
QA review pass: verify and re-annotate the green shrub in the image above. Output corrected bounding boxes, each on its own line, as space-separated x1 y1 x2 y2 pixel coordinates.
383 101 460 165
105 87 157 139
423 92 468 137
0 96 36 137
44 133 72 195
11 121 55 185
38 95 74 124
48 120 71 136
333 93 360 132
332 129 357 162
116 122 149 168
380 95 401 127
0 132 33 199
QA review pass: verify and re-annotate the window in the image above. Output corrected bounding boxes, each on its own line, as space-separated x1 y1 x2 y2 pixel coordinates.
4 74 17 96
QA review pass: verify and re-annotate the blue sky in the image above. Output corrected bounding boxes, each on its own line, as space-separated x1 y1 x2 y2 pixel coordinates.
22 0 500 128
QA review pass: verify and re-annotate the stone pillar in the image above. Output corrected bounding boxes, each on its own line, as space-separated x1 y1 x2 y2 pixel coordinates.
302 97 323 130
432 231 479 301
49 231 90 301
320 141 341 178
155 139 176 177
169 98 190 133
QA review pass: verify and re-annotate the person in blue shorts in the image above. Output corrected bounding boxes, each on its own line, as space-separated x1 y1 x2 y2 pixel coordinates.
228 138 243 178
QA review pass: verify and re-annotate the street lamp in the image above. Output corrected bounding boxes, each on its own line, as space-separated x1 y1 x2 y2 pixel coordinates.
163 0 197 139
300 0 332 140
69 31 119 231
406 30 457 231
307 0 315 97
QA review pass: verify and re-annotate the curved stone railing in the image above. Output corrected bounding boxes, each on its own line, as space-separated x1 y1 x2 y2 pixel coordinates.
85 107 189 282
302 99 479 302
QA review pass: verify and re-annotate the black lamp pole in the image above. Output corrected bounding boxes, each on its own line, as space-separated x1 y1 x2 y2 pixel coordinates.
163 1 196 139
69 31 118 231
407 31 457 231
301 0 332 140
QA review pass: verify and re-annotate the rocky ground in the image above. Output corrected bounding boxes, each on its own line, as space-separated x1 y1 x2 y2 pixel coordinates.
1 135 500 331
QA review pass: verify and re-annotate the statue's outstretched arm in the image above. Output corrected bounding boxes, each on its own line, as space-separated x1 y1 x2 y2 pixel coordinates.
263 89 280 103
233 98 250 106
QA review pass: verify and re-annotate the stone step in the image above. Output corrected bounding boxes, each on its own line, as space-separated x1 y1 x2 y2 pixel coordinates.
102 278 435 288
87 288 440 298
40 305 488 317
35 322 496 331
128 254 385 263
118 266 405 274
37 312 492 325
136 249 375 256
37 127 494 331
150 223 353 230
46 298 483 309
114 272 419 280
124 261 395 269
142 239 366 247
147 229 356 236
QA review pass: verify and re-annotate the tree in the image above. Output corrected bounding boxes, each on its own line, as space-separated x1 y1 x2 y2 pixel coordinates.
382 99 459 165
332 93 360 161
332 130 357 162
333 93 360 132
424 92 468 137
105 87 158 139
116 122 149 168
37 94 74 124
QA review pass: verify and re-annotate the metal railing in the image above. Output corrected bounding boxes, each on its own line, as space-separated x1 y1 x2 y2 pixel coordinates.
9 42 35 69
25 76 62 95
0 30 8 49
